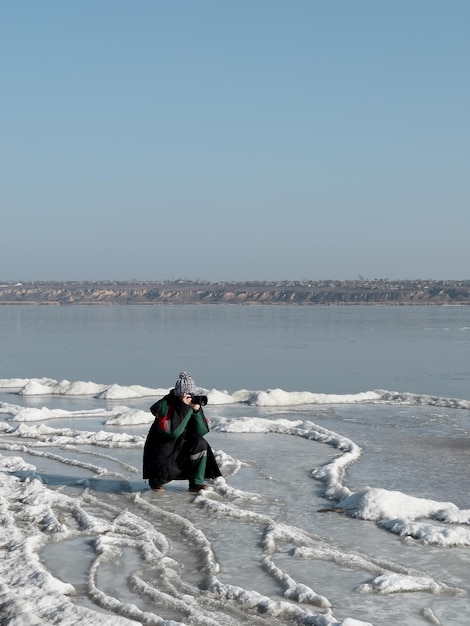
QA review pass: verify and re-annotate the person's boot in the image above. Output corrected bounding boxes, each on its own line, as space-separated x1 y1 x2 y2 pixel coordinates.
149 479 164 492
188 483 209 492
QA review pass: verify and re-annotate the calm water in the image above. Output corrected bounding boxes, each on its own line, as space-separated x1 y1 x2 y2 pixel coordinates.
1 304 469 398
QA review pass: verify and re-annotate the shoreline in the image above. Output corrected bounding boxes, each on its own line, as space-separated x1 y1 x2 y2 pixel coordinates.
1 279 470 305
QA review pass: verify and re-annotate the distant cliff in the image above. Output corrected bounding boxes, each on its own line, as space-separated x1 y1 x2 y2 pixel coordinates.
1 280 470 305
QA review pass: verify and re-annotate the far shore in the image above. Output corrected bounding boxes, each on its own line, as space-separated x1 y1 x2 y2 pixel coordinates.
1 279 470 306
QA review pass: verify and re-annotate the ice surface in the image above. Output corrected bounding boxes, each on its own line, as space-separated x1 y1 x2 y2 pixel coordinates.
0 378 469 625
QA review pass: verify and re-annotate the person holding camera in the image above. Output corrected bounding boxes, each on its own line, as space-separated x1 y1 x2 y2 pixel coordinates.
143 371 221 492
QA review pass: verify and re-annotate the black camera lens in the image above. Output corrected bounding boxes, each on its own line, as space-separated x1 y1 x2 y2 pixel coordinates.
191 395 208 406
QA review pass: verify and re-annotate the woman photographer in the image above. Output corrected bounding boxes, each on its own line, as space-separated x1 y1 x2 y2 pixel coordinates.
143 372 221 492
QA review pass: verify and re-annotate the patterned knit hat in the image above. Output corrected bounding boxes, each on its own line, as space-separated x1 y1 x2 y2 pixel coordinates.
174 371 197 397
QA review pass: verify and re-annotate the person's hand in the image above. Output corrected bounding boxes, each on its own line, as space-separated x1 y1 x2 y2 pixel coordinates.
182 394 200 410
182 393 192 405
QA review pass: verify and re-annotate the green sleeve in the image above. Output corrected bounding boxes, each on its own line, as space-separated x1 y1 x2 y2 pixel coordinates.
171 409 194 438
187 412 210 437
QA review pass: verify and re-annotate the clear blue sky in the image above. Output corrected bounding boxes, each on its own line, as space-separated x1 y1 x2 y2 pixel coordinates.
2 1 469 282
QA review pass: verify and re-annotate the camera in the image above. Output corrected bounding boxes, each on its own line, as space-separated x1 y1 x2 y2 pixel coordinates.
191 394 208 406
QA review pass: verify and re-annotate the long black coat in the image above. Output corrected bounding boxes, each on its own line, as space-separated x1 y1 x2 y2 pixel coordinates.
142 390 221 483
